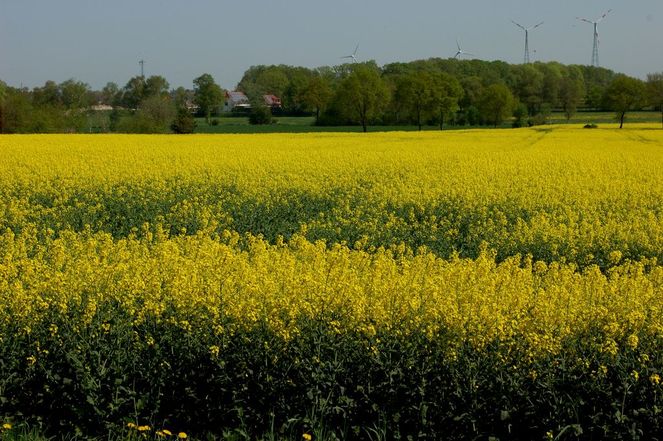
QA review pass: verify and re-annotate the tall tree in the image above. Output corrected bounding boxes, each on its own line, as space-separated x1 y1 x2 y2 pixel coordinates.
32 80 61 107
537 62 563 109
396 71 434 130
603 74 646 128
144 75 170 98
337 64 390 132
193 73 224 124
478 83 515 127
101 82 120 106
646 72 663 128
59 79 90 109
510 64 544 115
430 72 463 129
1 88 35 133
121 76 146 109
559 67 585 121
298 75 333 124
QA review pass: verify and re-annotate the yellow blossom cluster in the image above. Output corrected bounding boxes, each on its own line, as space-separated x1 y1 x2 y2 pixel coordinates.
1 228 662 358
0 127 662 268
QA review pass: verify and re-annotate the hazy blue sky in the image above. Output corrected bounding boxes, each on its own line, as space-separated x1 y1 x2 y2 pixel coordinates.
1 0 661 90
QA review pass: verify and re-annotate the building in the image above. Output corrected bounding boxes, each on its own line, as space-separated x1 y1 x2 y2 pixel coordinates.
263 94 282 109
223 91 251 112
222 91 283 113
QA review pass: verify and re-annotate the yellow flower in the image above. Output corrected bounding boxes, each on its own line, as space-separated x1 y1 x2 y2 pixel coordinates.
2 423 12 430
631 370 639 381
178 432 187 439
127 422 137 429
163 429 173 436
303 434 312 441
138 425 151 432
651 373 661 385
626 334 639 350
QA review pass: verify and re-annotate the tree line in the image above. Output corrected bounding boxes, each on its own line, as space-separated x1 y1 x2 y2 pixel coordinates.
1 59 662 133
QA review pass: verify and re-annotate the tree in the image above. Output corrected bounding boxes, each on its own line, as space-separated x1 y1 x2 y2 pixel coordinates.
172 87 193 109
646 72 663 128
193 74 224 124
478 83 515 127
298 76 332 123
282 67 312 114
512 101 528 128
559 67 585 121
249 105 272 125
337 64 390 132
395 71 435 130
430 72 463 129
144 75 170 98
101 82 120 106
603 74 646 128
0 87 32 133
59 79 90 109
117 95 175 133
32 80 61 106
537 62 563 109
510 64 544 115
171 107 196 134
121 76 146 109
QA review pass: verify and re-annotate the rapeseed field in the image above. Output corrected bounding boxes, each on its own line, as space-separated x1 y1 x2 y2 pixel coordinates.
0 126 662 439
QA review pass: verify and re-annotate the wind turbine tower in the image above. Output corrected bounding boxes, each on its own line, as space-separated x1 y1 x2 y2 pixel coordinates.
511 20 543 64
577 9 612 67
139 59 145 77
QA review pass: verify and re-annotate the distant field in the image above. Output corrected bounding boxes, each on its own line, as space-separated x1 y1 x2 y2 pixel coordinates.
193 111 662 133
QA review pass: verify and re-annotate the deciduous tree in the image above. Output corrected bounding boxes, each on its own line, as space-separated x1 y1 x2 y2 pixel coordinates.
603 74 646 128
430 72 463 129
478 83 515 127
646 72 663 128
337 64 390 132
193 74 224 124
298 76 332 123
559 67 585 121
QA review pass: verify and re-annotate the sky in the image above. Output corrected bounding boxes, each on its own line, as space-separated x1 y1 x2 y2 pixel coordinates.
1 0 661 90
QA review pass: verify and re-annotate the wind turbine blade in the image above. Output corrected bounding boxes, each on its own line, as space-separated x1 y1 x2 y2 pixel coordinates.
576 17 593 24
456 39 461 51
354 44 359 55
597 9 612 22
464 52 475 57
532 21 544 30
511 20 525 30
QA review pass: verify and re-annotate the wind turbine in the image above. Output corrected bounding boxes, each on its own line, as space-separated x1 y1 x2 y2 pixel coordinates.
341 44 359 63
511 20 543 64
454 39 474 59
576 9 612 67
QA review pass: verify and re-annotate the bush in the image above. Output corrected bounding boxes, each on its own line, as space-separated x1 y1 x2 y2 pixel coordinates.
171 108 196 134
249 106 272 125
584 123 599 129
